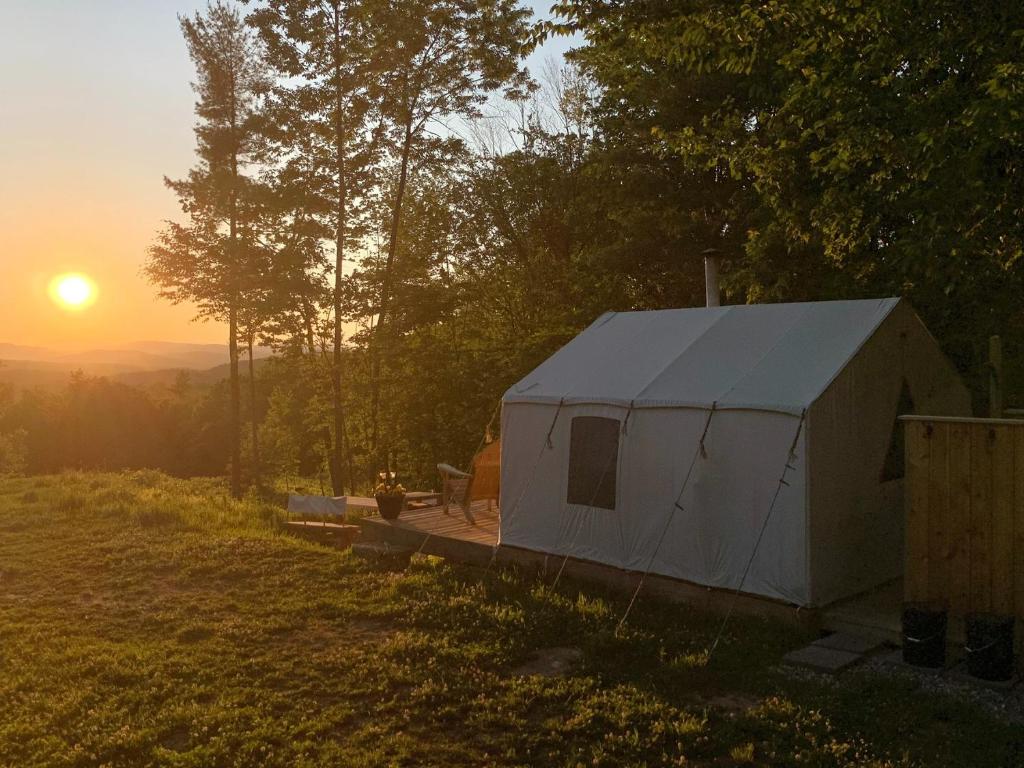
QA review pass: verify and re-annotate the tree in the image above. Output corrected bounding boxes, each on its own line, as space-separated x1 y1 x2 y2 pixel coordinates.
363 0 535 474
145 1 271 497
0 381 26 476
248 0 382 495
555 0 1024 404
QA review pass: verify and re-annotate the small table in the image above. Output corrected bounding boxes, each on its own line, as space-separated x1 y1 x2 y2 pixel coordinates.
346 492 442 513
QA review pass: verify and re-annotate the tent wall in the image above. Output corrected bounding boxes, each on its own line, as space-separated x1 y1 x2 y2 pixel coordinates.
807 303 973 606
499 402 810 605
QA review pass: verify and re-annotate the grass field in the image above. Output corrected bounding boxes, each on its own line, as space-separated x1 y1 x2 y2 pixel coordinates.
0 472 1020 767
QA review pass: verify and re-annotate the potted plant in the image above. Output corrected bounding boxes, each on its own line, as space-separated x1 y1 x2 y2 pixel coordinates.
374 471 406 521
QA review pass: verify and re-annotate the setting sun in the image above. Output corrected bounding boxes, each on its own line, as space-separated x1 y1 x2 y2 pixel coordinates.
49 272 97 311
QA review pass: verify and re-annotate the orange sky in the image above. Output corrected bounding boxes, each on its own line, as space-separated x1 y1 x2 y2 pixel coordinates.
1 1 224 349
1 1 567 350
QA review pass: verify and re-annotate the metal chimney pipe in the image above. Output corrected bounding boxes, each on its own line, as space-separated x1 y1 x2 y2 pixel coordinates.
702 247 720 307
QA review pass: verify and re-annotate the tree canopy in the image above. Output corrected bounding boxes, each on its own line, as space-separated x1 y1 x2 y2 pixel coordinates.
27 0 1014 490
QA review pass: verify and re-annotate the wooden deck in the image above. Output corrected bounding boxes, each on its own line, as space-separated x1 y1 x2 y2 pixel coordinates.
357 501 499 564
345 492 441 510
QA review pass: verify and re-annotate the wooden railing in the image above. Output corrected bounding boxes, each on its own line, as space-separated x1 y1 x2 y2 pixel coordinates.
901 416 1024 635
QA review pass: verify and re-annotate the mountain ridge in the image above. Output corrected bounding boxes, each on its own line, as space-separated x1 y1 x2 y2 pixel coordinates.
0 340 272 373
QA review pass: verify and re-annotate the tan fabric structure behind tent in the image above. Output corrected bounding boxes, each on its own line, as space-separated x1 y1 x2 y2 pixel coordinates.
438 441 501 522
498 298 971 608
470 441 501 504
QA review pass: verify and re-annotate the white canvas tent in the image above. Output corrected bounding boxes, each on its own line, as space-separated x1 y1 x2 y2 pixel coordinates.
498 298 971 607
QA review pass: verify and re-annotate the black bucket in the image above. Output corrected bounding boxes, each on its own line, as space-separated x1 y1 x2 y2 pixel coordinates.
965 613 1015 682
902 603 947 668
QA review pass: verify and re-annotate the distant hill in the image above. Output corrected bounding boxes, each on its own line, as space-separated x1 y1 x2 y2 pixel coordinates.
114 358 272 389
0 340 271 372
0 341 273 391
0 360 140 390
0 344 55 363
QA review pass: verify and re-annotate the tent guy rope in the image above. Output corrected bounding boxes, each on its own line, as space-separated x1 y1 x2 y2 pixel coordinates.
615 404 717 633
706 409 807 658
501 398 565 524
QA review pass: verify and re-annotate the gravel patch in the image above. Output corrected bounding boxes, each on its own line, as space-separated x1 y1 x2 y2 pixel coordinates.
860 656 1024 724
776 654 1024 724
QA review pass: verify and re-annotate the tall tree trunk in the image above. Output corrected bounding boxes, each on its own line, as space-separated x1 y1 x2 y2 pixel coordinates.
346 411 354 495
228 90 242 500
328 1 348 496
247 334 261 489
369 114 414 475
301 295 317 358
228 306 242 499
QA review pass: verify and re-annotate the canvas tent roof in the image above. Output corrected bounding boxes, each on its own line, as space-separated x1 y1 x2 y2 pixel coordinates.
504 298 901 416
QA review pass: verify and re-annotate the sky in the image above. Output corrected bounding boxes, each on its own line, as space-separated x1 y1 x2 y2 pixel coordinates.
0 0 573 350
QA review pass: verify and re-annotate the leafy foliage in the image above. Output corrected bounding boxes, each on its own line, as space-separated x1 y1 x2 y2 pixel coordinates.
130 0 1024 488
556 0 1024 404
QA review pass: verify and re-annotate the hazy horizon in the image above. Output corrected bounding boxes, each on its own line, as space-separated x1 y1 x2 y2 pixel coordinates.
1 0 572 349
0 338 263 354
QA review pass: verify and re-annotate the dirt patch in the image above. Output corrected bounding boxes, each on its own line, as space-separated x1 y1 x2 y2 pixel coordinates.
159 726 190 753
701 692 760 713
279 618 396 647
75 591 124 610
346 618 398 641
176 625 215 643
512 647 583 678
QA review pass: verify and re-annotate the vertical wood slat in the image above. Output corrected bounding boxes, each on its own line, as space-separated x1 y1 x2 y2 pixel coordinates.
969 426 993 613
947 422 972 618
1014 430 1024 633
991 426 1015 615
905 420 931 603
926 423 950 604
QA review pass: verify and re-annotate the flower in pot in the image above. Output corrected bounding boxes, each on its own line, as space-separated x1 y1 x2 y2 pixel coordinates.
374 478 406 521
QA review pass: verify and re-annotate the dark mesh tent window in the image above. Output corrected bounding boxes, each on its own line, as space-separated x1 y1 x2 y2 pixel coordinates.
567 416 619 509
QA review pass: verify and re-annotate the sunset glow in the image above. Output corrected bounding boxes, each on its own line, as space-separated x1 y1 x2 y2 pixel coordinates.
49 273 97 311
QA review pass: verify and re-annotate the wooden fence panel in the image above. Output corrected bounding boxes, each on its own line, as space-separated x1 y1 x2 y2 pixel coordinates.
903 417 1022 628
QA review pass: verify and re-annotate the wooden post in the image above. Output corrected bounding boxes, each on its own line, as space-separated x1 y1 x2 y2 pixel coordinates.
989 335 1003 418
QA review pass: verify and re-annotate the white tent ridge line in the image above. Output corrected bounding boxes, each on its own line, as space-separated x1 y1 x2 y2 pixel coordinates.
504 298 901 417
